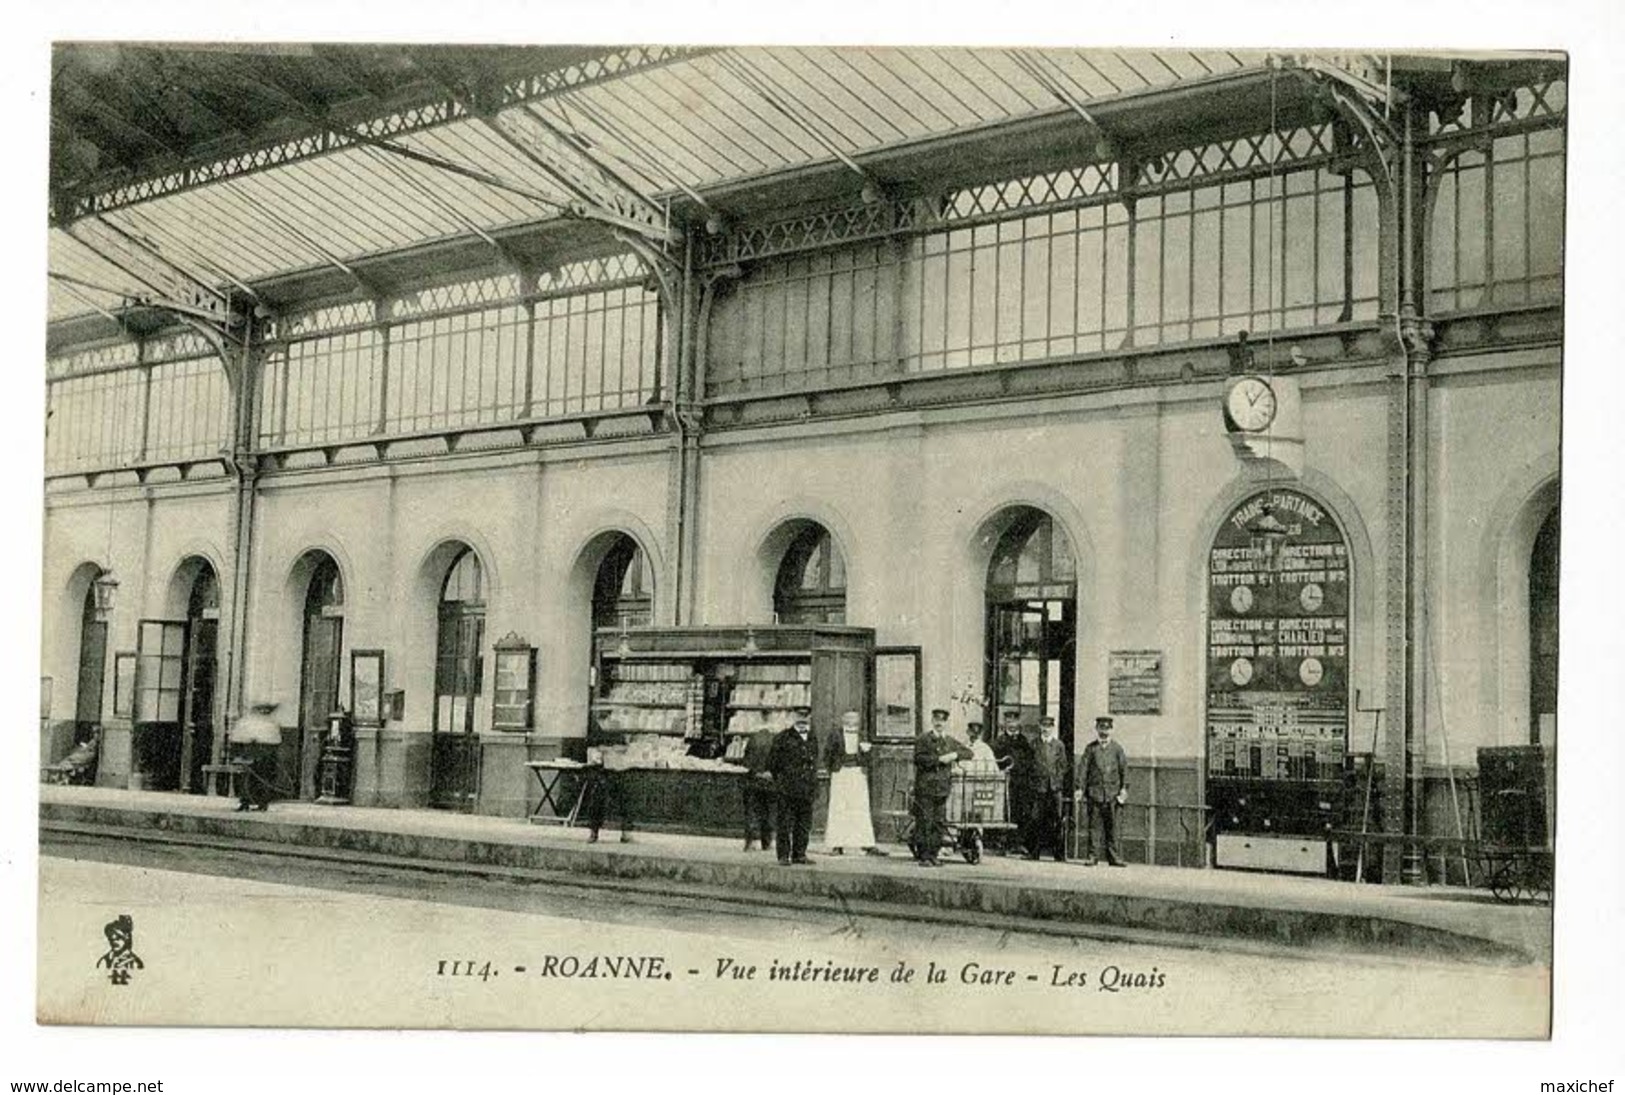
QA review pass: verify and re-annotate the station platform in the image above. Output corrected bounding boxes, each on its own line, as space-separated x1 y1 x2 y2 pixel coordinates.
38 784 1550 965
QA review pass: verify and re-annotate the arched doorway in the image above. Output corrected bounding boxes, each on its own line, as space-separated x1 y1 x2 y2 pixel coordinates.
774 524 847 625
298 555 344 800
985 508 1077 761
430 547 485 810
1205 488 1351 864
592 535 653 629
73 574 109 746
1529 509 1559 745
131 559 219 793
177 564 219 794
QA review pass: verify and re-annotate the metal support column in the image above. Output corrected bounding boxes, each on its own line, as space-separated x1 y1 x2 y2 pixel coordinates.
1350 97 1409 887
1399 106 1435 885
215 319 264 765
1380 337 1410 885
654 234 698 626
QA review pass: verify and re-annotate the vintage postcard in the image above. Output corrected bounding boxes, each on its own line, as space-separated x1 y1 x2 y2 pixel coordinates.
33 39 1566 1042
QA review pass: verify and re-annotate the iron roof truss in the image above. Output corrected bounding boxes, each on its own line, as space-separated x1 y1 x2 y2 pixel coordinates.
45 47 1563 338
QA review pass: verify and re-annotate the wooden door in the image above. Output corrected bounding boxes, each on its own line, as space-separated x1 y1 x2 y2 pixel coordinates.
299 615 343 799
430 606 484 810
74 592 107 740
179 618 218 794
988 599 1076 786
135 620 188 790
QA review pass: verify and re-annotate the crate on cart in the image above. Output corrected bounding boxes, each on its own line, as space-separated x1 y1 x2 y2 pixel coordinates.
947 769 1007 825
895 763 1017 864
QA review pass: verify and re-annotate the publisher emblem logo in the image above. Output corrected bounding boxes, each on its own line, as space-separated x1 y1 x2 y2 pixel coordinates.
96 914 144 986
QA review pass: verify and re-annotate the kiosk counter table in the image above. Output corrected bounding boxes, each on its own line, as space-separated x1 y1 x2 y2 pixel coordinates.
526 759 591 826
539 738 751 838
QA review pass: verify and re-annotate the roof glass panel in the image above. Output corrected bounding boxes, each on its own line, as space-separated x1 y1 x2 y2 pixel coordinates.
44 48 1300 325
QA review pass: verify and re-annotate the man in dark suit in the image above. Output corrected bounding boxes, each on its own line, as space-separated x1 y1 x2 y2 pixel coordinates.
740 725 777 851
1081 715 1129 866
1023 715 1070 862
912 708 971 866
993 708 1033 855
767 706 820 865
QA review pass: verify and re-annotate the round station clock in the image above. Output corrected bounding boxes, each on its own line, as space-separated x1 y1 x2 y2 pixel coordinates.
1230 585 1255 614
1225 375 1278 433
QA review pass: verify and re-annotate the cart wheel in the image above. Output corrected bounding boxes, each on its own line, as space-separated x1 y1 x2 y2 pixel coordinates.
1515 854 1548 904
1489 861 1515 904
1532 855 1554 903
896 816 918 858
961 831 983 865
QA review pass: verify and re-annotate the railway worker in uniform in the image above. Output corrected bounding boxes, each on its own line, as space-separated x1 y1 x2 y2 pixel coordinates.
1023 715 1070 862
992 708 1033 855
767 706 821 865
913 707 971 867
740 723 778 851
1082 715 1129 866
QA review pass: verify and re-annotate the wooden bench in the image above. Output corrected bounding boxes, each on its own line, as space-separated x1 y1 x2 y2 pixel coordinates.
202 762 249 799
40 735 100 786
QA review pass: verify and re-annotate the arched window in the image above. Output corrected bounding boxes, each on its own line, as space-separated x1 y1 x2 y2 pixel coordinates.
774 525 846 625
593 536 653 629
306 559 344 615
188 566 219 618
442 549 483 605
1529 509 1559 744
432 548 485 810
987 509 1076 601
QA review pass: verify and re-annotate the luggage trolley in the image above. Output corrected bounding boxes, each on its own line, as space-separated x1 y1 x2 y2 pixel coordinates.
1474 745 1555 905
899 763 1016 864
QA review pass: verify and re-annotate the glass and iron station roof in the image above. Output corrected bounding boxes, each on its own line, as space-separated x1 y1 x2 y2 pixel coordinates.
48 44 1563 351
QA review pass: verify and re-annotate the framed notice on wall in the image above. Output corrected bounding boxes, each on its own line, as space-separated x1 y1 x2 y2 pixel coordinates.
492 634 536 732
873 647 922 740
1108 650 1163 715
351 650 385 727
113 653 137 719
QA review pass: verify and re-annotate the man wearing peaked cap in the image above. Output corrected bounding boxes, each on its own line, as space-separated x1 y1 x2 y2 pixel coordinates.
912 707 971 866
1024 715 1070 862
767 705 820 865
993 708 1033 854
1081 715 1129 866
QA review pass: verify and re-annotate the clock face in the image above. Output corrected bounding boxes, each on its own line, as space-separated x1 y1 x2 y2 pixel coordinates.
1226 376 1278 432
1300 582 1325 612
1230 585 1255 614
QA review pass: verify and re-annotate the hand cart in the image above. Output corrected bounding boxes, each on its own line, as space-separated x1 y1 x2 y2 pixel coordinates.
1473 747 1554 905
896 767 1017 865
1472 785 1554 904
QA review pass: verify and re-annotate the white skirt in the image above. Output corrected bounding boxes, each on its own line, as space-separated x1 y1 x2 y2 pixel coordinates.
824 767 876 849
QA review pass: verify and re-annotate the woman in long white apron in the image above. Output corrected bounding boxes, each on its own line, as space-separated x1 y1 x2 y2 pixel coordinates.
823 710 885 855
